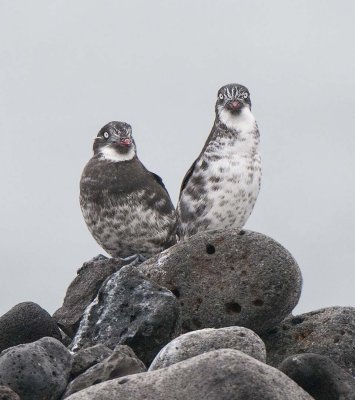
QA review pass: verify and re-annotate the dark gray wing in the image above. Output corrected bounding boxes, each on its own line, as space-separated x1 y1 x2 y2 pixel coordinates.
179 123 217 199
179 159 197 199
150 172 170 194
149 171 177 207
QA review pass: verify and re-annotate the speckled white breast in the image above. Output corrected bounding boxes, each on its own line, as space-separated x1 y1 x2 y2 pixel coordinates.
178 108 261 239
80 189 175 258
200 146 261 230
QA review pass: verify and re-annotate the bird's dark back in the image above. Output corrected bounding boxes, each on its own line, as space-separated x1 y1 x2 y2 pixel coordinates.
80 155 174 215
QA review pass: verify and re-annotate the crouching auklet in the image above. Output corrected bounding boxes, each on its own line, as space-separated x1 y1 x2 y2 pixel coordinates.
80 121 177 260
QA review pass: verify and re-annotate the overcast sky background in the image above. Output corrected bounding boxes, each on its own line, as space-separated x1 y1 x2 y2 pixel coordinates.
0 0 354 317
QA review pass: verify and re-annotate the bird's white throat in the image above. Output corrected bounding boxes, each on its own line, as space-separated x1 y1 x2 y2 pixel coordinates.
99 146 135 162
218 106 256 132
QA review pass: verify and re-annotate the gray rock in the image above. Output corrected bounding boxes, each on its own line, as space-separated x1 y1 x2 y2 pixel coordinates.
0 386 20 400
0 302 61 352
262 307 355 375
136 229 302 334
63 345 146 398
149 326 266 370
70 266 180 365
53 255 123 337
71 344 113 379
65 349 312 400
0 337 72 400
279 353 355 400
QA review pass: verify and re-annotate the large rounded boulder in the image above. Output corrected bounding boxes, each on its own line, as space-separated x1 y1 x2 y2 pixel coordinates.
149 326 266 370
0 302 61 352
65 349 312 400
136 229 302 334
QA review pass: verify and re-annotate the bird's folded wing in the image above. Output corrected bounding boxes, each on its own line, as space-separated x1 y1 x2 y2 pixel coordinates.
179 159 197 198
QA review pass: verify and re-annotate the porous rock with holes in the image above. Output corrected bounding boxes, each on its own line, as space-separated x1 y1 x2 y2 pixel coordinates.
261 306 355 376
135 229 302 334
0 301 62 353
0 337 72 400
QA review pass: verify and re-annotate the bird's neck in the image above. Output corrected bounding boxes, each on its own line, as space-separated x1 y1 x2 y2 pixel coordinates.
216 106 256 133
98 146 136 162
206 108 259 156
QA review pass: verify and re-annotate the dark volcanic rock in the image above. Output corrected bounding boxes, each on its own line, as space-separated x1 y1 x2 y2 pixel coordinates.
63 345 146 398
53 255 123 337
279 353 355 400
136 229 302 334
262 307 355 375
66 349 312 400
60 329 73 347
0 302 61 352
0 337 72 400
0 386 20 400
70 266 180 365
149 326 266 370
71 344 113 379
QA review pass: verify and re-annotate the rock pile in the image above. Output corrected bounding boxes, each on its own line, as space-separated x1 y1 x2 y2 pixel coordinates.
0 229 354 399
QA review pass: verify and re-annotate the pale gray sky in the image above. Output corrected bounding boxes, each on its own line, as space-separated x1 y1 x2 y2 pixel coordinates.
1 0 354 317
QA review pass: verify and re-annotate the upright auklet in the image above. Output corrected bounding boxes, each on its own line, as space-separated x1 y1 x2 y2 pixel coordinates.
177 83 261 239
80 121 177 259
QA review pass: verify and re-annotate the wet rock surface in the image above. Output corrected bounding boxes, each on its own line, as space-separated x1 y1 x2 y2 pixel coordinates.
149 326 266 370
53 255 124 337
136 229 302 334
71 344 113 379
0 337 72 400
65 349 312 400
63 345 146 398
262 306 355 375
279 353 355 400
0 302 61 352
0 386 21 400
70 266 180 365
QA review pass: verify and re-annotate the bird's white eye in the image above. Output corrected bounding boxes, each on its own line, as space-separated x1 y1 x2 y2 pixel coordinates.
243 92 248 99
103 132 109 139
218 93 224 100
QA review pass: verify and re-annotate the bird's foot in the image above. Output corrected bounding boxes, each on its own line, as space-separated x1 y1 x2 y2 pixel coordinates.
119 254 147 266
136 254 148 263
92 254 108 262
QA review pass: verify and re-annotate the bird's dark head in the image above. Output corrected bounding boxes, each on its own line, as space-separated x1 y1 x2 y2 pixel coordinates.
93 121 136 162
215 84 252 127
